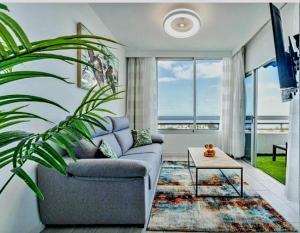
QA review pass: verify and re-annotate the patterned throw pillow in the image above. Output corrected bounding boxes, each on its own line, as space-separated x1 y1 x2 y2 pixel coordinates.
98 140 117 158
132 129 152 147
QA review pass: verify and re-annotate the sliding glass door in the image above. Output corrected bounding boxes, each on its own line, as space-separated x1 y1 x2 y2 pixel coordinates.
244 60 290 170
244 72 257 165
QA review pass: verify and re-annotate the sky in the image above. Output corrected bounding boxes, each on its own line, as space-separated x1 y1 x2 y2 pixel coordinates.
256 64 289 116
158 60 289 118
158 59 222 117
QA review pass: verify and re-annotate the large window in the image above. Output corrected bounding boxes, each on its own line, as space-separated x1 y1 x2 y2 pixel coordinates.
196 60 222 129
157 59 223 130
257 61 289 133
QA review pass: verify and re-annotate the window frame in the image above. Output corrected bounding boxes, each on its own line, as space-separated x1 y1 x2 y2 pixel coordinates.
246 58 289 134
156 57 223 133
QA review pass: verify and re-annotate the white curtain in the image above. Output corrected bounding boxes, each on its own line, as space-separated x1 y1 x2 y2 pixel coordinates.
285 94 299 202
126 57 157 132
285 3 299 203
220 48 245 158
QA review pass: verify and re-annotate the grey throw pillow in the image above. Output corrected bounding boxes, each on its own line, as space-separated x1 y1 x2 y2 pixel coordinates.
72 139 98 159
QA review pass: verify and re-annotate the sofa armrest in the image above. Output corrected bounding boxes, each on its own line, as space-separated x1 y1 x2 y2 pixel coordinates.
67 159 150 178
151 133 164 144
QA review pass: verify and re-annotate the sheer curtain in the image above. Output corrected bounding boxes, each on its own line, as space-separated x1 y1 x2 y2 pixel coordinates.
285 3 299 203
220 48 245 158
126 57 157 132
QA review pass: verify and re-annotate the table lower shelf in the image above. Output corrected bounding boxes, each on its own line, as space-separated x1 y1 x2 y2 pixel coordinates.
187 150 244 198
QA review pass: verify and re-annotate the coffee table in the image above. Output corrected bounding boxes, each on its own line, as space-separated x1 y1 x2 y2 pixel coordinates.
187 147 243 198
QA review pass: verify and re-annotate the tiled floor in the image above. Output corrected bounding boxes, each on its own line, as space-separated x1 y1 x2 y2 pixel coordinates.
43 158 299 233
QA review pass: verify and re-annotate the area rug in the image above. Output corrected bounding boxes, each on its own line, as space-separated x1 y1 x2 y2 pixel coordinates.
147 161 296 232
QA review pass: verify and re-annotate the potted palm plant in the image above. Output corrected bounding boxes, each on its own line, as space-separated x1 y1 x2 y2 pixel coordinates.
0 3 122 199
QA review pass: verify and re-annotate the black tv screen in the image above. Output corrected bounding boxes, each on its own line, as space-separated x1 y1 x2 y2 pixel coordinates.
269 3 297 95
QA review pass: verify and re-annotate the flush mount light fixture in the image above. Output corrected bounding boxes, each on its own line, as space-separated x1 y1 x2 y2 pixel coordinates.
163 8 201 38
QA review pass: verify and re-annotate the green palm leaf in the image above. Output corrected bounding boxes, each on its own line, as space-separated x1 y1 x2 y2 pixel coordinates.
12 167 44 200
0 120 29 130
0 71 72 85
0 4 9 11
0 39 9 59
0 95 69 112
27 155 51 168
0 12 31 50
0 131 32 148
0 6 123 200
32 146 67 175
59 34 121 45
0 22 19 54
0 111 52 124
0 53 94 71
0 158 13 168
36 141 68 168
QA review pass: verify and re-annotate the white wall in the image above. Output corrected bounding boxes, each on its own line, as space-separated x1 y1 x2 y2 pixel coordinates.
257 133 288 154
162 131 288 157
126 50 231 58
245 3 299 72
0 3 126 233
162 131 220 158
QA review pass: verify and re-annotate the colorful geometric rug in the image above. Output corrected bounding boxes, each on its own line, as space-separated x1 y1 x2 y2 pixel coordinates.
147 161 296 232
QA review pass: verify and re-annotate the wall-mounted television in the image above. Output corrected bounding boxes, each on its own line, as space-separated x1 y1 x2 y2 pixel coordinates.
269 3 299 102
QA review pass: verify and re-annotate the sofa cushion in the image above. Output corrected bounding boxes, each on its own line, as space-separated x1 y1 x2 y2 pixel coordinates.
72 138 100 159
114 128 133 153
124 143 162 156
94 134 122 158
121 153 161 189
110 116 130 131
132 129 152 147
98 140 117 159
67 159 150 178
88 116 113 138
151 134 164 144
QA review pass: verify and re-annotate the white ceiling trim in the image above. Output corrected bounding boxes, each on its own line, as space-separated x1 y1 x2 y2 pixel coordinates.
3 0 300 3
125 49 232 58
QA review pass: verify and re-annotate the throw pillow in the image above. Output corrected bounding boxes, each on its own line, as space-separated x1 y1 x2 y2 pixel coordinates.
98 140 117 158
132 129 152 147
72 139 99 159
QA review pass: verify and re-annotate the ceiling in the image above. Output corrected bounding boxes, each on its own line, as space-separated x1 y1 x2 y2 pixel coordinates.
91 3 281 52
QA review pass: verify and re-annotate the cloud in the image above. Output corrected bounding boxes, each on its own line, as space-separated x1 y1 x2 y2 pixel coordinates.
172 64 193 80
159 61 193 81
159 61 176 70
196 61 223 79
158 77 177 83
158 61 223 82
257 94 289 115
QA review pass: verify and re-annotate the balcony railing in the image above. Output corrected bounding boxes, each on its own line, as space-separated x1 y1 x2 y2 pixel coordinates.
158 115 289 133
245 115 289 133
158 116 220 130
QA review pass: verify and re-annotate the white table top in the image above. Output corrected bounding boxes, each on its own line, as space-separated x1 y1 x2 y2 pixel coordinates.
188 147 242 169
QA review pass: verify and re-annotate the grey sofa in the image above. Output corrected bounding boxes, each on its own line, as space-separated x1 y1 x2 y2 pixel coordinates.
37 116 163 226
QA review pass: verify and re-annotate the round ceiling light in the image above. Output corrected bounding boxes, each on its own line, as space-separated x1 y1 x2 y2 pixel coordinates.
163 8 201 39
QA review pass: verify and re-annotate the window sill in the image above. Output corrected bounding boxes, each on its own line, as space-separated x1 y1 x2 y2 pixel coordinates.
158 129 219 134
